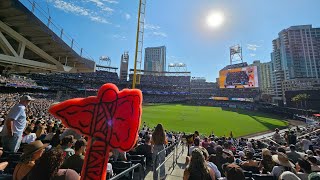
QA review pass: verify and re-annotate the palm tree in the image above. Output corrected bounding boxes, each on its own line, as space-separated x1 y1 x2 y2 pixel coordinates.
299 93 310 110
291 95 301 108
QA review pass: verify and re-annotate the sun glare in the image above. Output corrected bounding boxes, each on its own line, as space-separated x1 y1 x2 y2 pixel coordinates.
206 12 224 28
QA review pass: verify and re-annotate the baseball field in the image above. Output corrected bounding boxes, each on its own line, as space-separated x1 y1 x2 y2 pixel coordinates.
142 104 288 137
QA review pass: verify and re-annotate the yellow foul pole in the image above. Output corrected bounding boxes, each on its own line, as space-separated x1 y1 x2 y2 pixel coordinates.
132 0 142 89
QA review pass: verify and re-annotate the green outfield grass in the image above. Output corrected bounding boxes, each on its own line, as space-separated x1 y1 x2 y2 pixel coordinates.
141 104 288 137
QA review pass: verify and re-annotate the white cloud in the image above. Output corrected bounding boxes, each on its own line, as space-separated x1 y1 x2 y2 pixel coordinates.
152 32 167 37
49 0 109 23
90 16 109 23
144 23 167 38
102 0 118 4
84 0 114 12
144 24 160 30
247 44 260 51
113 34 127 40
124 13 131 20
250 53 256 57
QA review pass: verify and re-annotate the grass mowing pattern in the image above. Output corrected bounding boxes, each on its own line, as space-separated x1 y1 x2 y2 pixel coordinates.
142 104 288 137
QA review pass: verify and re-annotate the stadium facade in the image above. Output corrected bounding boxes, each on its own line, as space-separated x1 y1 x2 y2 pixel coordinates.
271 25 320 101
144 46 166 73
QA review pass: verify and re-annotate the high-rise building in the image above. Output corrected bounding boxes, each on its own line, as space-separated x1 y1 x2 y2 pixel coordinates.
271 25 320 100
252 60 273 95
119 52 129 81
144 46 166 72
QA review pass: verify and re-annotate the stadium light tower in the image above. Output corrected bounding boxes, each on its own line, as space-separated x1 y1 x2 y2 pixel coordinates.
98 56 111 69
168 63 188 72
230 44 243 65
132 0 146 89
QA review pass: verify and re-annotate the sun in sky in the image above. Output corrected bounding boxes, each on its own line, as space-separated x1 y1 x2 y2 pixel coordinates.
206 12 225 29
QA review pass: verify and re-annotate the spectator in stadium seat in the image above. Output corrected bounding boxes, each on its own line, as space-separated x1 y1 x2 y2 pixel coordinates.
296 158 312 180
223 142 234 156
206 141 216 155
61 138 86 174
258 148 275 174
60 128 82 141
208 145 234 173
315 149 320 162
135 135 152 166
307 156 320 172
301 136 312 152
60 135 75 160
1 95 34 152
189 138 200 155
23 148 80 180
271 152 296 179
199 147 221 178
245 142 255 154
273 128 282 144
13 140 47 180
240 151 259 173
288 131 297 145
268 141 277 155
21 126 37 144
278 146 287 154
287 145 304 164
152 124 167 180
31 120 41 133
202 137 210 149
235 151 245 165
35 125 46 140
50 129 62 148
256 140 268 149
112 148 127 161
222 163 245 180
183 148 215 180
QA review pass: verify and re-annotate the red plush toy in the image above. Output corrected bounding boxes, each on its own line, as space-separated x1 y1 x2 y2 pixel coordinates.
49 83 142 180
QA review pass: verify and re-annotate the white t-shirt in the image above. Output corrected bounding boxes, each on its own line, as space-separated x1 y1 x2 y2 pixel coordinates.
208 162 221 178
301 139 312 151
22 133 37 144
107 163 113 176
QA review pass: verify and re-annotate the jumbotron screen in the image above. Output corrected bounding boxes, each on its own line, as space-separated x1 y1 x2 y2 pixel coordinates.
219 66 259 88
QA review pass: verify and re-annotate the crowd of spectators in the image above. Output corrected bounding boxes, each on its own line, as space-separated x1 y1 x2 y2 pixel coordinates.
184 125 320 180
26 71 119 91
0 92 319 180
0 93 184 179
0 75 42 89
129 74 191 86
215 88 260 99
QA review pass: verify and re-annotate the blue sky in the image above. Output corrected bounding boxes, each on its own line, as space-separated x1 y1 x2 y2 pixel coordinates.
21 0 320 82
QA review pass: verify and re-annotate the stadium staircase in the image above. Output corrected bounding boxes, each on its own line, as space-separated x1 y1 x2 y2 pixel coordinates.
144 142 186 180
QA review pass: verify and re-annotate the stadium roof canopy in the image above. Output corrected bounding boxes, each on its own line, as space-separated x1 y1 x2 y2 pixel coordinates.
0 0 96 73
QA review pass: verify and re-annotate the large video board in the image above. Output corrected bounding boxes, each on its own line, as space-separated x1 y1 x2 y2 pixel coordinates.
219 66 258 88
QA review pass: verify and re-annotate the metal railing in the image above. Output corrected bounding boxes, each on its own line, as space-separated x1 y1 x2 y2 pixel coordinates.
109 163 143 180
154 138 184 180
19 0 95 63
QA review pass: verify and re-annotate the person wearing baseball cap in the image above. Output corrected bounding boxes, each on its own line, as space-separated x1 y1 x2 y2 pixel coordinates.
0 95 34 152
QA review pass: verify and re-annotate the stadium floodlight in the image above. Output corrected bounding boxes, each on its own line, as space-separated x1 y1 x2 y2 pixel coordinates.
99 56 110 61
230 44 243 65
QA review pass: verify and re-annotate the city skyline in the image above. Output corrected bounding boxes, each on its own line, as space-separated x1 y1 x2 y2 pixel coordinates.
21 0 320 82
